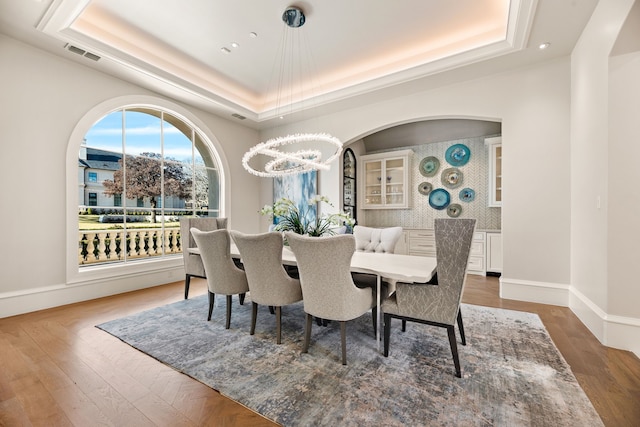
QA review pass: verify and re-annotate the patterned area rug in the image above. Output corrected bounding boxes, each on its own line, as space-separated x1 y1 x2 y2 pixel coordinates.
97 295 603 426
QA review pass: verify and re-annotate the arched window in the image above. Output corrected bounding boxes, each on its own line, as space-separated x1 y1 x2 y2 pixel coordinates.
67 97 226 282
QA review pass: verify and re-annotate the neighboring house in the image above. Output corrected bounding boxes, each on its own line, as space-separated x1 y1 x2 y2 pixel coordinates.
78 145 186 210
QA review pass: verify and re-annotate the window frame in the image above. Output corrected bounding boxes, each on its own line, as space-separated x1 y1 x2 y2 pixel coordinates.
66 96 229 285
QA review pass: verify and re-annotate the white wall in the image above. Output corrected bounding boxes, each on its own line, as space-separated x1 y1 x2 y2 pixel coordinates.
609 50 640 318
569 0 639 355
0 35 261 314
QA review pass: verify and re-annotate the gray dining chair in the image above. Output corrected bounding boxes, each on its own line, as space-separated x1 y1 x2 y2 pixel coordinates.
230 230 303 344
285 232 377 365
190 228 249 329
352 225 403 296
381 218 476 377
180 217 228 299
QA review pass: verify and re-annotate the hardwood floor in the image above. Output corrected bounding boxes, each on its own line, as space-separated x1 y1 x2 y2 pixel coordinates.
1 275 638 426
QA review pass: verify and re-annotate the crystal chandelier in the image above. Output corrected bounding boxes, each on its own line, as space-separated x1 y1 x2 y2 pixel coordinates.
242 6 342 178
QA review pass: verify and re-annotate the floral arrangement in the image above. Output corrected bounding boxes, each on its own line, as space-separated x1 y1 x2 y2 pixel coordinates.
260 195 355 237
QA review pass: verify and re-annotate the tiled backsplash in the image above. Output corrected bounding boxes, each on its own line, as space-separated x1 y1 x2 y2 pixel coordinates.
362 136 501 230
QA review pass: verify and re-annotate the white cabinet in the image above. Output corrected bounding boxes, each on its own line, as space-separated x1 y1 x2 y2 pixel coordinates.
485 136 502 207
486 232 503 273
360 149 413 209
394 231 409 255
408 229 436 257
406 229 486 275
467 232 486 275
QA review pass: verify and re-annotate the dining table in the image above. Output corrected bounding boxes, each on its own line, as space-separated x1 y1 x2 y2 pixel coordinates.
191 242 437 350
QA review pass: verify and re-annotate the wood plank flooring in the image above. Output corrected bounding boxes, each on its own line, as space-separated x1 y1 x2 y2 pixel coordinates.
1 275 638 426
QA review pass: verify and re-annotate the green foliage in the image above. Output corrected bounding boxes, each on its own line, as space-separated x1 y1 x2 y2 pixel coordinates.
260 196 355 236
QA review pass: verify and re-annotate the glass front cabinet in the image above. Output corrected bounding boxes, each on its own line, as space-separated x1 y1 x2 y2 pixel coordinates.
342 148 357 224
359 149 413 209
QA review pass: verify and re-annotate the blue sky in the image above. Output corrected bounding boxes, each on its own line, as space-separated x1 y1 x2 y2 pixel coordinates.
84 110 198 163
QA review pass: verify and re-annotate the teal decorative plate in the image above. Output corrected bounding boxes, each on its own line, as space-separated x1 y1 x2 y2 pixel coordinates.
429 188 450 210
419 156 440 177
445 144 471 166
459 188 475 202
418 182 433 195
447 203 462 217
441 168 463 189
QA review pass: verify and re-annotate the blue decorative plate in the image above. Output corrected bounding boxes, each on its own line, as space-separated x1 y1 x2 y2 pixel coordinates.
419 156 440 177
428 188 450 210
459 188 475 202
447 203 462 218
418 181 433 195
445 144 471 166
441 167 463 189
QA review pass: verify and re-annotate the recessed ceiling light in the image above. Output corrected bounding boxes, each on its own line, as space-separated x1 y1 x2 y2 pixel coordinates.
249 32 258 38
221 47 231 54
231 42 239 48
538 42 551 50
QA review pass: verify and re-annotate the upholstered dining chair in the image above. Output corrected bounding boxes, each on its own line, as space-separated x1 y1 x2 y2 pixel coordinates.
352 225 403 295
381 218 476 378
230 231 303 344
285 232 377 365
190 228 249 329
180 217 228 299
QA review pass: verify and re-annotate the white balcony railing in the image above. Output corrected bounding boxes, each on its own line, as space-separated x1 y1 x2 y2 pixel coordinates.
78 227 182 266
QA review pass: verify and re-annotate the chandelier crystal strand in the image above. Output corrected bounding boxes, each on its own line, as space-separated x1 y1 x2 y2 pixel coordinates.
242 133 342 178
242 6 342 178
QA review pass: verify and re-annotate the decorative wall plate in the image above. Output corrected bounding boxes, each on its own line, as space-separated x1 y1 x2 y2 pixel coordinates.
447 203 462 217
419 156 440 177
418 181 433 195
441 168 463 189
428 188 450 210
459 188 475 202
445 143 471 166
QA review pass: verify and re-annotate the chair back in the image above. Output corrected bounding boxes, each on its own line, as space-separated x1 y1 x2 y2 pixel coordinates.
396 218 476 325
230 231 301 306
434 219 476 301
180 217 227 250
190 228 248 295
353 225 402 253
286 233 374 321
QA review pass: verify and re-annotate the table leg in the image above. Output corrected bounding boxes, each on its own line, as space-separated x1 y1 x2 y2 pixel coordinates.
376 274 381 351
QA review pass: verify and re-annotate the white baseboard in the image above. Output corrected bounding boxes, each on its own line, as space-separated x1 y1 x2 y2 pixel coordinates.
499 277 569 306
569 287 640 358
501 276 640 358
0 265 184 318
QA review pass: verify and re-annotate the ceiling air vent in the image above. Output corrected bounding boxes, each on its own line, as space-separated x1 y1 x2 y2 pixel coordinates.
64 43 101 62
231 113 246 120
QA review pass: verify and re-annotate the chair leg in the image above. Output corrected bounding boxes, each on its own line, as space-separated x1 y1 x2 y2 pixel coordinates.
225 295 232 329
250 302 258 335
383 314 391 357
457 308 466 346
447 325 462 378
401 319 406 332
340 321 347 365
303 314 312 353
371 306 377 337
276 306 282 344
184 275 191 299
239 293 246 305
207 291 215 321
